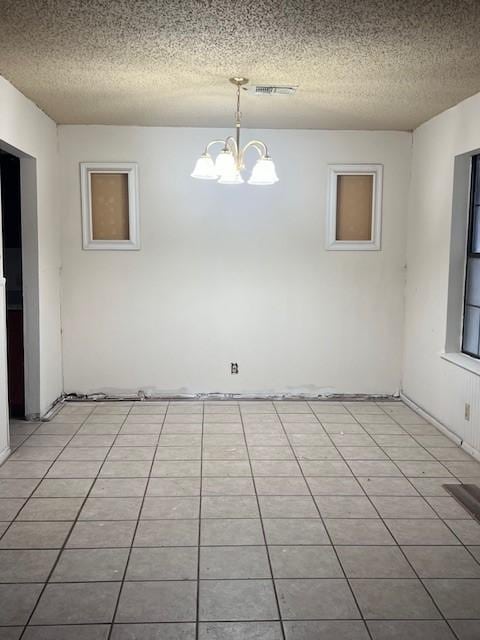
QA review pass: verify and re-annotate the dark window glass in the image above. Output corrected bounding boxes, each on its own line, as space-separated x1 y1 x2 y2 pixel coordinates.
462 155 480 358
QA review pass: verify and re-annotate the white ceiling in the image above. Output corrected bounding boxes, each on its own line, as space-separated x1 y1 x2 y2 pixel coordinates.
1 0 480 130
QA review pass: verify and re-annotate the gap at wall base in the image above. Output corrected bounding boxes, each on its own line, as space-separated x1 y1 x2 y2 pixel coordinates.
64 390 401 403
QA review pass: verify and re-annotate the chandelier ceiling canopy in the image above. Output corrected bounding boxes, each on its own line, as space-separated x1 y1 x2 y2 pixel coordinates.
191 77 279 186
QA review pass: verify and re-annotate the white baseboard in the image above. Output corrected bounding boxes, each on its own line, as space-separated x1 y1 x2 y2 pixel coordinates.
400 391 480 462
0 446 11 466
41 396 65 421
461 440 480 463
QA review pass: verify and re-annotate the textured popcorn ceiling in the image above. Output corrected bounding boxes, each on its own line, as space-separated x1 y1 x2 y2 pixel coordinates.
1 0 480 130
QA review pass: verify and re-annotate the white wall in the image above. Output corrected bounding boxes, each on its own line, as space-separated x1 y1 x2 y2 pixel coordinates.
0 77 62 450
59 126 411 397
403 91 480 455
1 71 478 458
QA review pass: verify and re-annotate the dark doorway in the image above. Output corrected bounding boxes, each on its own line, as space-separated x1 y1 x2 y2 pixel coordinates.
0 150 25 417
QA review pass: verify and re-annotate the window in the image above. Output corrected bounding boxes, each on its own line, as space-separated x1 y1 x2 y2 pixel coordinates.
326 164 383 250
462 154 480 358
80 162 140 250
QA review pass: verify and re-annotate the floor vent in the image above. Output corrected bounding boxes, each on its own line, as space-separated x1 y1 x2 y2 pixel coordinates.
443 484 480 521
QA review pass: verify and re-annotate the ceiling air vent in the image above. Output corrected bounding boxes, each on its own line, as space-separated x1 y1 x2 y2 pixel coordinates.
245 85 298 96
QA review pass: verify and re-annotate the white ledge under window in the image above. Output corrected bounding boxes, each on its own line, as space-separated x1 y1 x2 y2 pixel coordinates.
441 352 480 377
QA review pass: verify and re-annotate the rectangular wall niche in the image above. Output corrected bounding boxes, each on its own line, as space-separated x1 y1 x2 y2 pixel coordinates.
326 164 383 250
80 162 140 250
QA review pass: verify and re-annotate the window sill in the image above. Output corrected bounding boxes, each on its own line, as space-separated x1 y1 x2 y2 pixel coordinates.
441 352 480 377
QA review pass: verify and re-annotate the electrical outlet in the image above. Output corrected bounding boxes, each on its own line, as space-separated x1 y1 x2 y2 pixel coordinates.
465 403 471 421
231 362 239 374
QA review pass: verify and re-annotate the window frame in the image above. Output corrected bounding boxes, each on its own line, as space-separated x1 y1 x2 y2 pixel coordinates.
461 154 480 359
80 162 140 251
326 163 383 251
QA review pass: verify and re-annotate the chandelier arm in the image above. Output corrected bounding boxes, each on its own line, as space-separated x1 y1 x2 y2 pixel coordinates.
224 136 238 154
205 139 228 155
239 140 268 167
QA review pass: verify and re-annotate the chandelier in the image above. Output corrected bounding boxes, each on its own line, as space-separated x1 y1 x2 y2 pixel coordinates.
191 77 279 185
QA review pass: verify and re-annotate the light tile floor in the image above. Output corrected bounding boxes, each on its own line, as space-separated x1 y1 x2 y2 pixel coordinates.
0 400 479 639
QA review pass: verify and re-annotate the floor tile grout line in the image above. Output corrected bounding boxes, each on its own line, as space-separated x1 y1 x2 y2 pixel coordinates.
342 404 462 640
276 402 375 640
3 400 480 634
2 616 472 633
345 404 479 561
6 575 480 586
463 541 480 569
194 400 205 640
384 407 463 482
10 491 474 500
349 434 444 498
0 412 92 534
0 408 96 547
5 542 480 552
362 409 478 552
15 406 102 638
4 482 475 511
6 514 474 523
378 519 462 639
238 403 287 640
7 446 478 456
105 399 169 639
11 402 155 632
4 465 477 476
342 402 480 638
2 614 473 629
0 572 480 584
291 405 392 526
12 409 66 439
301 402 478 634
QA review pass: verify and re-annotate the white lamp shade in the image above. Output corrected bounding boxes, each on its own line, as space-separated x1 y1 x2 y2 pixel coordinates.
218 168 244 185
191 154 217 180
214 150 235 177
248 157 279 185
